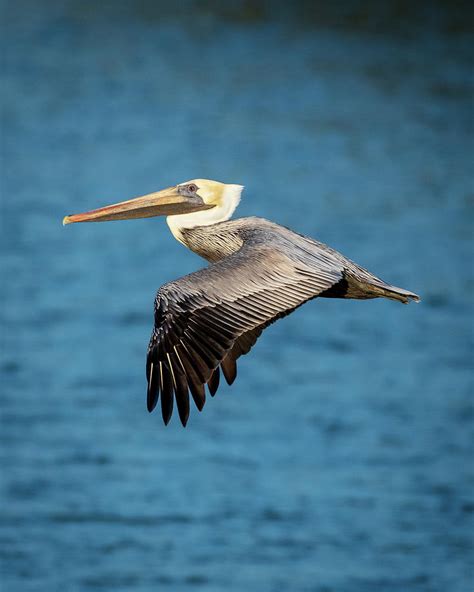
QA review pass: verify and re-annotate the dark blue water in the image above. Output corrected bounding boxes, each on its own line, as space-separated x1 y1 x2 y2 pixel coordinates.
2 2 473 591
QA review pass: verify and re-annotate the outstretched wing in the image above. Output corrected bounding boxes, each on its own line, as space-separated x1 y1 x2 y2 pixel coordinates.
146 235 343 426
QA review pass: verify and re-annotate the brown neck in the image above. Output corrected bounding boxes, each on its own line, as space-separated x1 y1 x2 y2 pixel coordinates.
178 222 243 263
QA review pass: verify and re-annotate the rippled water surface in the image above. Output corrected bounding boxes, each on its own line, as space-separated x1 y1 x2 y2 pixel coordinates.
2 2 473 591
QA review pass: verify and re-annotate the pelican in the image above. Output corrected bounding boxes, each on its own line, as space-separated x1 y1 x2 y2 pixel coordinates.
63 179 420 426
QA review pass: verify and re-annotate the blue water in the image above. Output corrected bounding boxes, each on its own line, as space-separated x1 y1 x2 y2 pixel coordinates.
2 2 473 591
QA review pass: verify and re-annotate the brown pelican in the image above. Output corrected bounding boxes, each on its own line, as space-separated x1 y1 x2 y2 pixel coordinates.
63 179 420 426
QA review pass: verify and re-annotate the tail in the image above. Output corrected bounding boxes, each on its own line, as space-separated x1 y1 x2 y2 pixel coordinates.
322 274 421 304
377 284 420 304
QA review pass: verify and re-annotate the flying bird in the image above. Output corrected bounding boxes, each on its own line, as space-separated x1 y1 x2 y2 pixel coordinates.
63 179 420 426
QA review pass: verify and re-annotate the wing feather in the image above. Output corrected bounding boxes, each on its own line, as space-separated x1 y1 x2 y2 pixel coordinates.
207 367 220 397
220 355 237 385
147 360 159 412
160 361 174 425
176 344 206 411
172 362 190 426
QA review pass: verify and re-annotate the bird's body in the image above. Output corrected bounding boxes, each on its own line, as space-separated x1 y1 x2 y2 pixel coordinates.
64 179 419 426
174 216 416 301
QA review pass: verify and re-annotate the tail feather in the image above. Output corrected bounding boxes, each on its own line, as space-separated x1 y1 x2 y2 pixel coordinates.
378 284 420 304
343 273 421 304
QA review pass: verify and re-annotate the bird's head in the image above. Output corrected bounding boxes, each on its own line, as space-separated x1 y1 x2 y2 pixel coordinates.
62 179 244 228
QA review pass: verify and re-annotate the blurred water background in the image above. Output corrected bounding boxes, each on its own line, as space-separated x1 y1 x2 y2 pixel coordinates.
1 1 473 591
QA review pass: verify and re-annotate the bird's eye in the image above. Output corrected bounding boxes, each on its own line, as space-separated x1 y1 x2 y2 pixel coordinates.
187 184 198 193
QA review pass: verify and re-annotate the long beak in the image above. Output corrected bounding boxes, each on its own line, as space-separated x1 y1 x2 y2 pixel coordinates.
63 186 212 225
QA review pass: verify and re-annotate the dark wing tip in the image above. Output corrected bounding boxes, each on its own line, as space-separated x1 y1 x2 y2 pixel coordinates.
174 370 190 427
207 367 220 397
160 364 174 425
146 361 159 412
221 356 237 385
189 381 206 411
147 393 157 413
